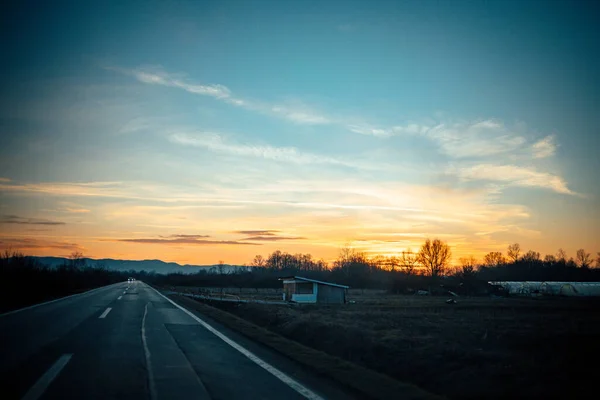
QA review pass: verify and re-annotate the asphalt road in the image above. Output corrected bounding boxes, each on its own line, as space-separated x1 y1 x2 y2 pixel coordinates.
0 281 352 400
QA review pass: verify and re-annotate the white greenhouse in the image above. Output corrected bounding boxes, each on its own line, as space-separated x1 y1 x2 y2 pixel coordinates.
490 281 600 297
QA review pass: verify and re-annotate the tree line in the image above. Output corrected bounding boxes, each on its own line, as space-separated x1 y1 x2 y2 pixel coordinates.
157 239 600 292
2 239 599 310
250 240 600 277
0 250 129 313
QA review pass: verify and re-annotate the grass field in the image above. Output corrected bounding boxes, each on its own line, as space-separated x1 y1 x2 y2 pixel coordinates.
188 290 600 399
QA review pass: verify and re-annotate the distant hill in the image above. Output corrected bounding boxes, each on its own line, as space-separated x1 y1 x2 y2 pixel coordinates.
27 256 250 275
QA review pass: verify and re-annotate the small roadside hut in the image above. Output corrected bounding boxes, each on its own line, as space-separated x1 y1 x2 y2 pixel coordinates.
279 276 349 304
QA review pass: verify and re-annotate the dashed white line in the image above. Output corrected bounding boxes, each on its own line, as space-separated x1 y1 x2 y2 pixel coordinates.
141 303 157 400
117 296 123 300
148 284 324 400
98 307 112 319
22 354 72 400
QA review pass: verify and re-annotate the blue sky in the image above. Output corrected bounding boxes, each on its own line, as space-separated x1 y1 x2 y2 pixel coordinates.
1 0 598 264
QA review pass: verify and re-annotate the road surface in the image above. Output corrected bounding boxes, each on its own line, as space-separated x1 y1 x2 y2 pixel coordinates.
0 281 352 399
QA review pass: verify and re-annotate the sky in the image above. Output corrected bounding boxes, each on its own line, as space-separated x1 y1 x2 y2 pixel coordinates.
1 0 599 265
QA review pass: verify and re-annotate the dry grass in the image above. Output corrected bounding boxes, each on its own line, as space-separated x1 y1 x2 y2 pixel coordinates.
189 292 600 399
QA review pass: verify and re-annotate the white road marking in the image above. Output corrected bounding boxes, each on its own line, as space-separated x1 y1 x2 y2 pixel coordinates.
117 296 123 300
0 283 122 318
141 303 158 400
22 354 72 400
148 284 324 400
98 307 112 319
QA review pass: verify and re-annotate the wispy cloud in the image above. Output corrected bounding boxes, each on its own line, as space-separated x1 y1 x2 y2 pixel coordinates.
169 132 354 166
234 230 279 236
425 120 527 158
110 66 329 125
0 178 10 183
110 66 231 99
233 229 306 241
0 237 81 251
365 119 561 164
242 235 306 241
64 208 90 213
450 164 575 195
348 125 395 138
270 106 329 124
112 237 260 245
1 215 66 226
159 234 211 239
532 135 557 158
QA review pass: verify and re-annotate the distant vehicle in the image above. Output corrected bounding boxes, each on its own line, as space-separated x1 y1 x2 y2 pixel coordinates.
127 277 135 282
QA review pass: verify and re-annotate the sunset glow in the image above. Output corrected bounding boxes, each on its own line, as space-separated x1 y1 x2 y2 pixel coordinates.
1 1 598 265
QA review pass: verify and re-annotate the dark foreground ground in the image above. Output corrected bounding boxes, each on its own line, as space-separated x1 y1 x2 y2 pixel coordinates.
191 292 600 399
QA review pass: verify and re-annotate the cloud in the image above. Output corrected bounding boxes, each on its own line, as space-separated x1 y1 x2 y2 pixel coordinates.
372 119 561 163
110 66 329 125
64 208 90 213
159 234 211 239
1 215 66 226
348 125 394 138
169 132 354 166
112 66 232 99
0 180 130 199
234 230 279 235
242 235 306 241
270 106 329 124
422 120 527 158
0 178 10 183
233 229 305 241
532 135 557 158
0 237 81 251
113 237 260 245
451 164 575 195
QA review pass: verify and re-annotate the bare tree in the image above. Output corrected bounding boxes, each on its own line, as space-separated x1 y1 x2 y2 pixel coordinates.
388 256 399 272
483 251 506 267
576 249 592 268
400 249 418 275
417 239 451 277
266 250 283 270
556 248 567 262
316 258 329 271
251 254 265 268
69 251 85 269
459 256 478 278
596 252 600 268
371 255 388 270
544 254 557 264
521 250 541 263
507 243 521 263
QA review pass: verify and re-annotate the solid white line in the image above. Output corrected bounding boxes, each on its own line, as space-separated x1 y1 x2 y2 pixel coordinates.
98 307 112 319
22 354 72 400
147 284 324 400
117 296 123 300
0 282 123 318
141 303 157 400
